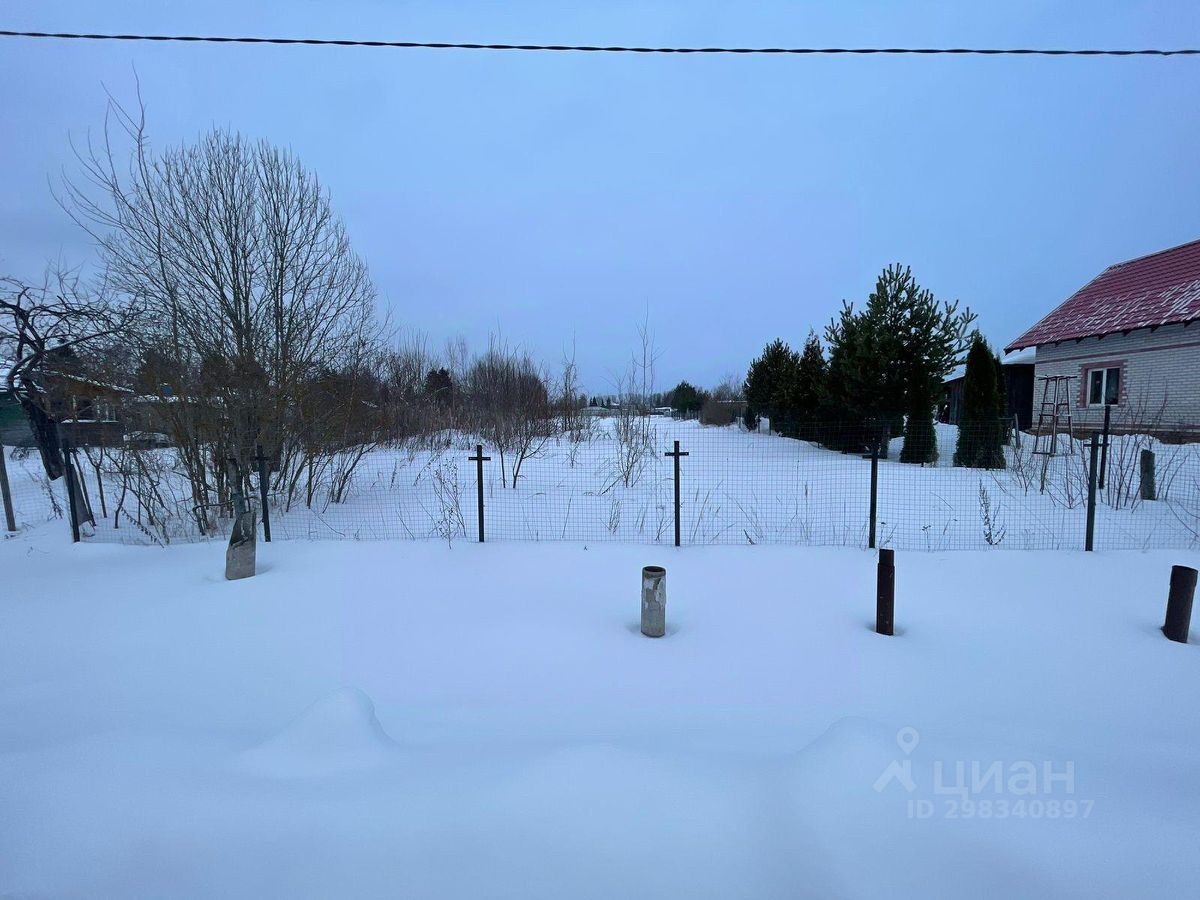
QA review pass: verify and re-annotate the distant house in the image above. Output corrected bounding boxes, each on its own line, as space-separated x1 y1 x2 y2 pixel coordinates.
1006 239 1200 433
2 355 134 449
0 369 35 446
942 349 1036 430
41 372 134 447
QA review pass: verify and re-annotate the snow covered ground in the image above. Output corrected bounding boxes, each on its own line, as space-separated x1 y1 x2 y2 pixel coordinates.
7 418 1200 551
2 531 1198 898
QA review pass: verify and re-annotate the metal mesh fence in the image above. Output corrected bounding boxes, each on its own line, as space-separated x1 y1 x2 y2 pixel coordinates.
6 417 1200 550
2 445 66 532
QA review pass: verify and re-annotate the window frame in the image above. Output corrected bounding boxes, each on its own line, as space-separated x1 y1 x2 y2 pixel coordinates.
1084 365 1122 408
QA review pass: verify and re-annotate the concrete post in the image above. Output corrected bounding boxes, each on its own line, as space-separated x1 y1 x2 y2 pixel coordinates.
1140 449 1157 501
224 459 257 580
641 565 666 637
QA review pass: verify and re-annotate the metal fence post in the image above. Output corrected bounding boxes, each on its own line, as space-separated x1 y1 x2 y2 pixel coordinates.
868 442 879 550
469 444 491 542
876 548 895 635
0 443 16 533
1163 565 1197 643
1085 432 1100 552
1098 404 1111 490
62 439 81 543
664 440 689 547
254 443 272 542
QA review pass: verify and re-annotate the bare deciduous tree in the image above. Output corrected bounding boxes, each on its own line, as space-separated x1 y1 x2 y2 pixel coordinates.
463 338 555 488
59 96 384 526
607 318 661 489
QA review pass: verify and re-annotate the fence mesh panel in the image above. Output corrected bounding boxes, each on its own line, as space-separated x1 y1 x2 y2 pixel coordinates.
7 418 1200 550
2 445 66 532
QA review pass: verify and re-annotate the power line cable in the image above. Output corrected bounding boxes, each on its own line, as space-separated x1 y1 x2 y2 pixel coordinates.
0 30 1198 56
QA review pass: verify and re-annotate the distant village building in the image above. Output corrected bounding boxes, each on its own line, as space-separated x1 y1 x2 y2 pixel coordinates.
0 356 134 449
1006 238 1200 433
942 349 1036 430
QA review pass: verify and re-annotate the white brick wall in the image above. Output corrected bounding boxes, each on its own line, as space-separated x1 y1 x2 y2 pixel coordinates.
1032 323 1200 430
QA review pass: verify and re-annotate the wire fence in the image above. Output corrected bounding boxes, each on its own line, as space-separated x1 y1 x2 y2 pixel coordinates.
6 417 1200 551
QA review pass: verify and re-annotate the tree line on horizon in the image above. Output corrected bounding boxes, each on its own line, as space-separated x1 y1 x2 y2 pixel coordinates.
739 264 1009 468
3 93 1013 550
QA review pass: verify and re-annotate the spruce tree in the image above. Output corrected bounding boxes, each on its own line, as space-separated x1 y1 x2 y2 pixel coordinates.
825 265 974 459
953 334 1007 469
787 331 828 440
900 363 938 463
668 380 703 415
992 354 1009 422
743 339 799 432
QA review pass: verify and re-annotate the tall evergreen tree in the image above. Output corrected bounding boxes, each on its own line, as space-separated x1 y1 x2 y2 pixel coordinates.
900 363 939 463
992 354 1009 422
743 339 798 431
825 265 974 459
668 380 704 415
423 367 455 408
953 334 1007 469
780 331 827 440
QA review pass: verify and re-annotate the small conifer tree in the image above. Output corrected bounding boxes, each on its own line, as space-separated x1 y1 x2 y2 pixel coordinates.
953 334 1007 469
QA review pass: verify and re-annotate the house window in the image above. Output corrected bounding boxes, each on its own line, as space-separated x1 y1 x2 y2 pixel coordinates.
71 397 118 422
1087 366 1121 406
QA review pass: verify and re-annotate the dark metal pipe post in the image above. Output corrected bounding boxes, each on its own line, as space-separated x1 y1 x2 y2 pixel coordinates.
664 440 689 547
1163 565 1197 644
0 443 16 533
62 439 80 543
469 444 491 543
255 443 271 542
876 548 895 635
1085 432 1100 552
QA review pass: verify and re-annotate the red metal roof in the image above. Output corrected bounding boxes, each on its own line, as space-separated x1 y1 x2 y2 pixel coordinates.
1005 238 1200 351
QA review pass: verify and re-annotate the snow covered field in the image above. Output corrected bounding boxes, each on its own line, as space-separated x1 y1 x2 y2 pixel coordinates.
2 532 1198 898
7 419 1200 551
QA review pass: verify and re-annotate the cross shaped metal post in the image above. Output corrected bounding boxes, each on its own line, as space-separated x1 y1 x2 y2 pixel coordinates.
664 439 689 547
469 444 492 542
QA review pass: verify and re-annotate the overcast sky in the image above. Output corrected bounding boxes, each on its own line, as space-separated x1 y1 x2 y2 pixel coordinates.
3 1 1200 392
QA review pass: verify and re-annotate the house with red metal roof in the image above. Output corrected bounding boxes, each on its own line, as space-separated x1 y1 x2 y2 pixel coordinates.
1006 238 1200 433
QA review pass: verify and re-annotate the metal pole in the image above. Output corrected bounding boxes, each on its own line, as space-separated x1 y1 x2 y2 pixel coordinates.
469 444 490 543
1085 432 1100 552
876 548 895 635
868 442 879 549
1099 404 1111 490
0 443 16 533
663 440 688 547
62 439 80 543
1163 565 1197 643
673 440 681 547
255 443 271 542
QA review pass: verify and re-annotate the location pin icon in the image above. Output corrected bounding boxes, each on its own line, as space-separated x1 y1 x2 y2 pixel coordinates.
896 727 919 755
